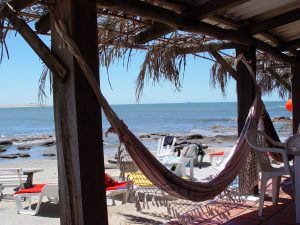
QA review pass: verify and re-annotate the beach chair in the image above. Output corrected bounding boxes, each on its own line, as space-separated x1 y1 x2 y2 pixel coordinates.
118 145 139 180
208 151 231 166
161 144 198 179
245 130 294 216
125 171 176 208
14 184 59 215
156 136 177 158
105 173 130 205
0 168 28 199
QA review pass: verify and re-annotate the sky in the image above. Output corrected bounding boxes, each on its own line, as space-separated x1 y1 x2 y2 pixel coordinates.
0 32 285 105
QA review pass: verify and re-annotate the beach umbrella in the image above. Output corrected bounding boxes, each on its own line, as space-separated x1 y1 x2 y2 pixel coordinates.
285 99 293 112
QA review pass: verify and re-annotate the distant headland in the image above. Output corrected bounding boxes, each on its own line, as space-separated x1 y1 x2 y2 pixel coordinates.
0 103 48 108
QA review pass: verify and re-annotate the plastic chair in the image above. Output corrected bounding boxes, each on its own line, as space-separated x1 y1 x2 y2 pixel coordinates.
156 136 177 158
161 144 198 179
105 173 130 205
245 130 294 216
0 168 27 192
14 184 59 215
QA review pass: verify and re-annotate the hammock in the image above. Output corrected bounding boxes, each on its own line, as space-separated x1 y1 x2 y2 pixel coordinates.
54 20 264 202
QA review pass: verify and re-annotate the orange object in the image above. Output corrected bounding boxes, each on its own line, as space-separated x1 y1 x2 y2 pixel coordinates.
285 99 293 112
209 151 224 156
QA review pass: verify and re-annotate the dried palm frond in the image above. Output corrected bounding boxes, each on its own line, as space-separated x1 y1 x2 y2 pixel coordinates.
135 45 186 100
97 16 208 100
209 51 291 99
210 55 235 96
38 66 51 106
0 16 10 64
0 0 293 103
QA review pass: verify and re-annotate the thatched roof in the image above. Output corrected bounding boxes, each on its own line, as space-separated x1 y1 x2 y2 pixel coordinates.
1 0 299 99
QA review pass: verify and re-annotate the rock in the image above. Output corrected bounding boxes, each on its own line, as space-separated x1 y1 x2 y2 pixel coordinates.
18 153 31 158
10 138 19 142
140 134 150 138
0 140 13 146
40 140 56 147
43 153 56 157
150 132 168 136
0 154 18 159
215 135 238 140
105 163 119 169
272 116 291 123
17 145 32 150
210 125 222 129
108 158 118 164
0 147 7 152
185 134 204 140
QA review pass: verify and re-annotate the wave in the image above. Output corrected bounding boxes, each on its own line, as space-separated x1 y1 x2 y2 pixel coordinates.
191 117 237 123
189 127 237 137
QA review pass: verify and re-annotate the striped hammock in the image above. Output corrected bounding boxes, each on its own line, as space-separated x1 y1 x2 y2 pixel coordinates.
54 20 266 202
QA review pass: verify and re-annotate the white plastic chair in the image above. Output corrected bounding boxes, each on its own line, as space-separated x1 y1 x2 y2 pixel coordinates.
156 136 177 158
245 130 294 216
161 144 198 179
14 184 59 215
0 168 27 190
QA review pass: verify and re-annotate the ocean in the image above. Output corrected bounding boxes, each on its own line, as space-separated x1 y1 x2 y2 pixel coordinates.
0 101 292 159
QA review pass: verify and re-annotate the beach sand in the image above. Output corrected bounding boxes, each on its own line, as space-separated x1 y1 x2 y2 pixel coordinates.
0 146 231 225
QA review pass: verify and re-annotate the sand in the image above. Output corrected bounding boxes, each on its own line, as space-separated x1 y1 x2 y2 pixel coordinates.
0 146 231 225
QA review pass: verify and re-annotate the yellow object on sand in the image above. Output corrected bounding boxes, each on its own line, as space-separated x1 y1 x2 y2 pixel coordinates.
125 172 154 186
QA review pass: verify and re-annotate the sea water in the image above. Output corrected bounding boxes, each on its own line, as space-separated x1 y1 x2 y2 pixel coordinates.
0 101 292 159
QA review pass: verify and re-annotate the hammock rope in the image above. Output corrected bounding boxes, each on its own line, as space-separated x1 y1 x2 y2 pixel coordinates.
54 20 264 201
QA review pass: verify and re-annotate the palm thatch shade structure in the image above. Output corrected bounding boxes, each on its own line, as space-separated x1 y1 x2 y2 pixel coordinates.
0 0 300 224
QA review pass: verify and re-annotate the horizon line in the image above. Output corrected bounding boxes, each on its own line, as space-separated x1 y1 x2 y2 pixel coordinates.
0 100 286 108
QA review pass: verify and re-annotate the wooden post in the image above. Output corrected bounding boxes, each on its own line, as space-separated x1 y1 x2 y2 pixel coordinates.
50 0 108 225
236 45 256 136
292 64 300 134
236 45 259 194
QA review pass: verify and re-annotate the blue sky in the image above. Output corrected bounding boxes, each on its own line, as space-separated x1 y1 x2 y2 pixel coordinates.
0 32 284 105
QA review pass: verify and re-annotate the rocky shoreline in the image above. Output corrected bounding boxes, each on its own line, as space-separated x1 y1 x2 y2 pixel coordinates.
0 134 56 160
0 131 237 164
139 132 238 146
0 115 291 161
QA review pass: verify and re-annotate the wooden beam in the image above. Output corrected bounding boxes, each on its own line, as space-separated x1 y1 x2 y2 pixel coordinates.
50 0 108 224
97 0 185 28
211 15 283 45
236 45 256 136
146 0 187 13
292 64 300 134
249 8 300 35
280 38 300 51
176 42 237 55
209 50 292 94
97 0 299 67
2 5 67 80
210 15 241 29
6 0 37 11
134 0 248 44
209 50 237 80
236 45 258 195
35 13 50 34
134 22 174 44
258 32 282 45
182 0 249 19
